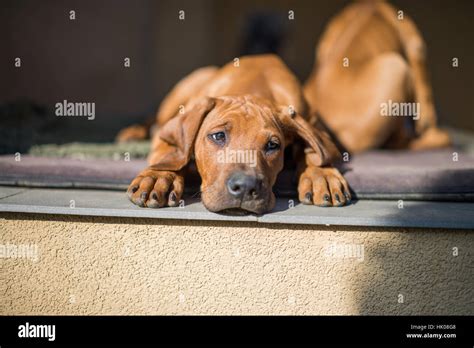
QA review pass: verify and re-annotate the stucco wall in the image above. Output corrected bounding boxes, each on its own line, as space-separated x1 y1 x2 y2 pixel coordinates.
0 213 472 315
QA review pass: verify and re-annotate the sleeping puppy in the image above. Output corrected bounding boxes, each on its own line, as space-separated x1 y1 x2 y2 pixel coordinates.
304 0 451 153
122 54 350 214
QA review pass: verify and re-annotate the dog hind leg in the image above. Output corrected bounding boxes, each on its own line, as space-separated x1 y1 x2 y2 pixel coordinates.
333 52 410 153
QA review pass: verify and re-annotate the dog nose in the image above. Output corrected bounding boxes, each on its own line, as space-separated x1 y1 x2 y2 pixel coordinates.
226 172 260 199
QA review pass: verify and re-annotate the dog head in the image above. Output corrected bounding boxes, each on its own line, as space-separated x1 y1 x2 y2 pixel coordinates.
152 95 338 214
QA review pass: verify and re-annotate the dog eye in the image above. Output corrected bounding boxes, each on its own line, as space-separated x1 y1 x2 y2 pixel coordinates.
208 131 226 145
265 140 280 153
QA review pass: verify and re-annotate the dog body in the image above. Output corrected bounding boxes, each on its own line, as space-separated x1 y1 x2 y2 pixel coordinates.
126 54 350 213
304 0 450 153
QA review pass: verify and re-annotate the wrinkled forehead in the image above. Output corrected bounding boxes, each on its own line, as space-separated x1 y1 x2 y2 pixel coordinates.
204 97 283 133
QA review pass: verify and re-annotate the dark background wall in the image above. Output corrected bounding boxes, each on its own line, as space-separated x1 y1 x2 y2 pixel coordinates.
0 0 472 145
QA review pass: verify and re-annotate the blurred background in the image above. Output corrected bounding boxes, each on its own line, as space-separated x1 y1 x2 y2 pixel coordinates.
1 0 473 153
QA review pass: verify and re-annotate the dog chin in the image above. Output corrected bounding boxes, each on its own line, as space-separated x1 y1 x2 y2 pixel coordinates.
202 193 275 215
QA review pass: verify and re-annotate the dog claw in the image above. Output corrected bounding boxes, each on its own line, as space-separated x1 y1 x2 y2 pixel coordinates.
169 191 177 202
127 185 139 199
344 193 351 203
317 200 332 207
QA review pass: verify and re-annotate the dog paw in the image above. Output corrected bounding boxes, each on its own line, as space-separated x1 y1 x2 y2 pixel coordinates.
409 127 451 150
127 168 184 208
298 166 351 207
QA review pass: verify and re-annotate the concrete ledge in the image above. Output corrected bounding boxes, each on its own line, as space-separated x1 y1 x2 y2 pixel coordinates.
1 213 472 315
0 186 473 229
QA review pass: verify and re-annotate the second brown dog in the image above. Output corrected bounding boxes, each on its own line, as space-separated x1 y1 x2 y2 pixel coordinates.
304 0 450 153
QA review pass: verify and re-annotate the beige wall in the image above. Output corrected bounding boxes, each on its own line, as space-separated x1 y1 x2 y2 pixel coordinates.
1 213 472 315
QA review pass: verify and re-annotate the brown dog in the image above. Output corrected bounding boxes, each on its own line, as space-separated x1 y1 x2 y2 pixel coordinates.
304 0 450 153
124 55 350 214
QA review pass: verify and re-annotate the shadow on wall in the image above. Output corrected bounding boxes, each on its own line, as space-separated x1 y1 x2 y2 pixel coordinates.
352 171 474 315
353 226 473 315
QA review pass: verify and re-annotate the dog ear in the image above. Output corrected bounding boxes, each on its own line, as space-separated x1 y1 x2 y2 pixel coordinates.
150 97 216 171
278 107 341 166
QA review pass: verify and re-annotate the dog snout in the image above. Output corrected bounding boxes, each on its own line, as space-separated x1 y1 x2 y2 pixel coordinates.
226 172 261 199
